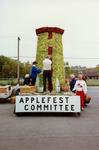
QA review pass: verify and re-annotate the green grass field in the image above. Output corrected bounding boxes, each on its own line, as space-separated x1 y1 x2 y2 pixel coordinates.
0 78 18 86
87 79 99 86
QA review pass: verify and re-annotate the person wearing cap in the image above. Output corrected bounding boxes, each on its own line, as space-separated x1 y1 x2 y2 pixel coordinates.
43 56 52 92
30 61 41 86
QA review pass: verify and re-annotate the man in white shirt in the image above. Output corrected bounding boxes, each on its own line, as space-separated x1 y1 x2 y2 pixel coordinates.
43 56 52 92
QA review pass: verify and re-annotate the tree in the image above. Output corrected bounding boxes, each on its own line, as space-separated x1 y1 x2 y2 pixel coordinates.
0 55 31 78
64 62 73 78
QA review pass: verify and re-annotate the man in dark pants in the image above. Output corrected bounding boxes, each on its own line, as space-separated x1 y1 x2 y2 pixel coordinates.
30 61 41 86
69 74 76 92
43 56 52 92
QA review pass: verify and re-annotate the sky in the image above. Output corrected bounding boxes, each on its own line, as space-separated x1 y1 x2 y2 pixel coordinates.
0 0 99 68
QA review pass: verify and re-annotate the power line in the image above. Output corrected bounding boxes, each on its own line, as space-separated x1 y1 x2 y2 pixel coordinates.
12 56 36 59
64 57 99 60
11 56 99 60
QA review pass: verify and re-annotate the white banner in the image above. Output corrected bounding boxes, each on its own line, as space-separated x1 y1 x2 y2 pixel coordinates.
15 95 81 113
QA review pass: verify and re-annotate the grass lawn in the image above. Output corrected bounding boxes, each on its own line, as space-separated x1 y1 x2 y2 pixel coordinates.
0 78 18 86
87 79 99 86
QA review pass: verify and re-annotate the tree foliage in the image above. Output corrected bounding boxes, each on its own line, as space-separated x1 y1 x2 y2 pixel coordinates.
0 55 31 78
64 62 73 78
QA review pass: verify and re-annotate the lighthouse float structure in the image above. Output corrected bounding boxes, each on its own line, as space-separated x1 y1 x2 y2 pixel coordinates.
36 27 65 91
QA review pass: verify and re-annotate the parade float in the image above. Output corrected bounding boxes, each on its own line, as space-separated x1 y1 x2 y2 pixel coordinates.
15 27 81 116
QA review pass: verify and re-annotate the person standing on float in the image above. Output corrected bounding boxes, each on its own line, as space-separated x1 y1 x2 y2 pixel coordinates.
73 73 87 111
30 61 41 85
43 56 52 92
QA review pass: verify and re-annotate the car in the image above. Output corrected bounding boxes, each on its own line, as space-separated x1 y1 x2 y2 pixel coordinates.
0 84 20 101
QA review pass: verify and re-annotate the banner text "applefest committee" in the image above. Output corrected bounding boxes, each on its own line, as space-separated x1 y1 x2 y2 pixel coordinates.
16 96 80 113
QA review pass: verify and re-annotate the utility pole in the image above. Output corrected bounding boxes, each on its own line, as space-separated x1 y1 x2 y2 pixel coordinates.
17 37 20 84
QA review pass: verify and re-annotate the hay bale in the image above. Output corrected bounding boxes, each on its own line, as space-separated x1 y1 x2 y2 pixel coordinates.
85 95 91 104
10 96 16 103
20 86 36 94
0 88 7 93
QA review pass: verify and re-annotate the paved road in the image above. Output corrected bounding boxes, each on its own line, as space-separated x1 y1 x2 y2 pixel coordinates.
0 87 99 150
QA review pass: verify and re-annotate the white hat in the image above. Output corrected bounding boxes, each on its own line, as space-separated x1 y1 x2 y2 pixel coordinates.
25 74 29 78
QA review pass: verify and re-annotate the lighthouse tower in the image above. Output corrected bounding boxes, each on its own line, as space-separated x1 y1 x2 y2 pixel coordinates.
36 27 65 90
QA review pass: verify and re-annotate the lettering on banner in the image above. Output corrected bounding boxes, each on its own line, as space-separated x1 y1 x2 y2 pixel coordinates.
16 96 80 112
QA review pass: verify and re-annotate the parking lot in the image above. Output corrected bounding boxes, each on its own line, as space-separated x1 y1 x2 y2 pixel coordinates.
0 87 99 150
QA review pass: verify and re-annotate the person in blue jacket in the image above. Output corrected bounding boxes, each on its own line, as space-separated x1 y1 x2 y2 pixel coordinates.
69 74 76 92
30 61 41 85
